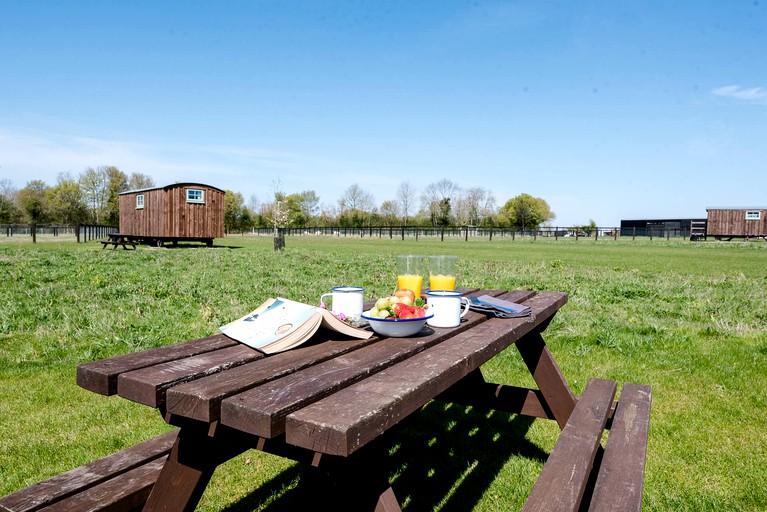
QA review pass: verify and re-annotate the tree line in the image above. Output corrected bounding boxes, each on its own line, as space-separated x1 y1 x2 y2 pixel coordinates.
0 167 154 226
1 170 565 231
226 178 558 232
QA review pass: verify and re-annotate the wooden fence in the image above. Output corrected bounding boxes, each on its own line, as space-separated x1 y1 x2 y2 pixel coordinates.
1 224 117 243
236 226 696 241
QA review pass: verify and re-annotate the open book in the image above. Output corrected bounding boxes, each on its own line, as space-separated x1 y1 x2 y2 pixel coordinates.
219 297 373 354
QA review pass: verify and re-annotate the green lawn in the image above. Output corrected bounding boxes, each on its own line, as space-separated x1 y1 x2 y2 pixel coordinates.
1 235 766 510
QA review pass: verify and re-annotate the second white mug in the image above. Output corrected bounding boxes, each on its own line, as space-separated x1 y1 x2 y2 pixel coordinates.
426 290 470 328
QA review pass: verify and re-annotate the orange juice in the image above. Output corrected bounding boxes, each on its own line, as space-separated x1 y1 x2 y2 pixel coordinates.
397 274 423 299
429 273 456 291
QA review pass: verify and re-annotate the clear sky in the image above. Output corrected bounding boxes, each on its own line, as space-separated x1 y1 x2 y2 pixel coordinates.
1 0 765 226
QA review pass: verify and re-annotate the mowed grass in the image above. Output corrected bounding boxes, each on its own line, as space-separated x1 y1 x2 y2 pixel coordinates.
1 235 766 511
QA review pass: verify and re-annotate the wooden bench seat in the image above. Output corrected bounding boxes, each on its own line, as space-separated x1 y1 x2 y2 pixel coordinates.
522 378 652 512
0 430 178 512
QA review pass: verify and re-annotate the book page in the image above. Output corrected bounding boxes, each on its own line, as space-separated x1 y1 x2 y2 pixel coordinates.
319 308 373 339
219 298 318 350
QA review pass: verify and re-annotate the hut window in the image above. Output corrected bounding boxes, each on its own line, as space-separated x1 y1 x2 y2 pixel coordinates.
136 194 144 209
745 211 761 220
186 189 205 204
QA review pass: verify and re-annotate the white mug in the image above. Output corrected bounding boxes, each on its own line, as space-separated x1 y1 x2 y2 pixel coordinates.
320 286 364 319
426 290 470 328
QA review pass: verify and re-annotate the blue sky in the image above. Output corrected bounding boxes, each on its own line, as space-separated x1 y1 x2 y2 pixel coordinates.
1 0 765 226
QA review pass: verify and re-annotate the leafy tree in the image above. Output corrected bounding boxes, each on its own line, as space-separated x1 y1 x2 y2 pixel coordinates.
224 190 248 232
18 180 49 223
436 198 451 227
47 174 88 224
296 190 320 226
379 200 400 226
285 193 308 228
0 179 21 223
501 193 555 231
104 166 128 226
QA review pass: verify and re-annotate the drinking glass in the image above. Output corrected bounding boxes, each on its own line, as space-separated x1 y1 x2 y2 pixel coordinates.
396 255 425 299
428 255 457 291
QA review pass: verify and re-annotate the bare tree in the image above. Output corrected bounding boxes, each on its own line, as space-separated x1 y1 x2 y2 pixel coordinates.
339 184 374 212
79 167 109 223
127 172 155 190
395 181 416 225
421 179 461 227
338 184 374 227
457 187 496 226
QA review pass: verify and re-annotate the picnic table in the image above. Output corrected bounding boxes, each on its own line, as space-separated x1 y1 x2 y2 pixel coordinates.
63 288 650 511
100 233 137 250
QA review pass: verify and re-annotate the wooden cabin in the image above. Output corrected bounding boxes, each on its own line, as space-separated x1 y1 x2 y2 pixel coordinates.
118 183 225 246
706 208 767 239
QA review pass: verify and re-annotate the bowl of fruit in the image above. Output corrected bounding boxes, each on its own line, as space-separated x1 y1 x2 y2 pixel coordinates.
361 289 433 337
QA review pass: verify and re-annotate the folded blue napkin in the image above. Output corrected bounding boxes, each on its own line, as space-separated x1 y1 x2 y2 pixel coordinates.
468 295 532 318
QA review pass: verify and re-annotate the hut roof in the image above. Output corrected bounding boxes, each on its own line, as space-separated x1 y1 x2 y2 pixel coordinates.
119 183 225 195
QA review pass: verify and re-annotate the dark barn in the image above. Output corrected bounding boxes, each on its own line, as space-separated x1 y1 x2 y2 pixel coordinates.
118 183 225 246
620 218 706 238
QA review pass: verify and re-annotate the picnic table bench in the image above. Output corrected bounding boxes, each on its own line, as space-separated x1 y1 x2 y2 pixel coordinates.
100 234 136 250
1 289 652 511
0 430 177 512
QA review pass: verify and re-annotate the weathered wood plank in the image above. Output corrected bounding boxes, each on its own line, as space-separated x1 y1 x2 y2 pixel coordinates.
38 460 165 512
220 307 493 438
77 334 237 395
521 378 617 512
165 336 381 422
0 430 177 512
117 345 264 407
283 292 566 457
588 382 652 512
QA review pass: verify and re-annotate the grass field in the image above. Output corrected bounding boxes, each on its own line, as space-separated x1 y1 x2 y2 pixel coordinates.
1 235 766 510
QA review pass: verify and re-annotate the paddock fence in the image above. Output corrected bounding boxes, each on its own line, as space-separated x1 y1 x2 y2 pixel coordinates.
235 226 704 241
1 224 117 243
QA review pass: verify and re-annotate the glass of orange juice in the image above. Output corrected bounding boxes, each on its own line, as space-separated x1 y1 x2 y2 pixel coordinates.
396 254 425 299
428 255 457 291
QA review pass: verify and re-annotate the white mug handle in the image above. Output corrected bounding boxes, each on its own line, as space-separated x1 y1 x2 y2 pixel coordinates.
460 297 470 317
320 293 332 307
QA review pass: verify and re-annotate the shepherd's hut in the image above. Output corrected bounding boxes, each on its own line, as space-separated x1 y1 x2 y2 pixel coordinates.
118 183 225 246
706 207 767 240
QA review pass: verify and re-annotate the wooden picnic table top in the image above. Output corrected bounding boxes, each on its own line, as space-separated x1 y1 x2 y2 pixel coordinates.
77 288 574 511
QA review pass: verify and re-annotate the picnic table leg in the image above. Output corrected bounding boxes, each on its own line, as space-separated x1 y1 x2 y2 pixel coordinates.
515 331 577 429
375 487 402 512
143 424 250 512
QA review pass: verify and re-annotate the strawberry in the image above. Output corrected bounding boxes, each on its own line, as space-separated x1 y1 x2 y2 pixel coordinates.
392 303 415 318
412 307 426 318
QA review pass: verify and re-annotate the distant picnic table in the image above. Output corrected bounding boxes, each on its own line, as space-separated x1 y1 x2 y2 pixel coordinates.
1 288 651 512
100 233 136 250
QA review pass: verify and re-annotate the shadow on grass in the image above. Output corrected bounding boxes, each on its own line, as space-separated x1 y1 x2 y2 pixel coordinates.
222 401 547 511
